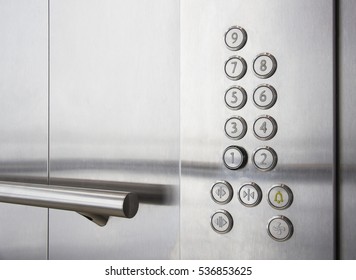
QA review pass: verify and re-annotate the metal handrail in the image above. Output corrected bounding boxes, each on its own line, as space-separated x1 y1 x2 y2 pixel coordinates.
0 181 139 226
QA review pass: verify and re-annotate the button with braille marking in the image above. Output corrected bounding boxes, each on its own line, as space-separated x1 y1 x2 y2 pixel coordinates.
211 181 233 204
224 56 247 80
224 26 247 51
253 115 278 140
211 210 233 234
253 53 277 79
223 146 247 170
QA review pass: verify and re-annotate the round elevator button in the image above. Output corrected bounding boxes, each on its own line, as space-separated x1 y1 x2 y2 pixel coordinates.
224 56 247 80
238 182 262 207
224 26 247 51
268 184 293 210
211 210 233 234
223 146 247 170
211 181 233 204
224 86 247 110
253 115 278 140
253 84 277 109
253 53 277 79
253 146 278 171
224 116 247 140
267 216 293 241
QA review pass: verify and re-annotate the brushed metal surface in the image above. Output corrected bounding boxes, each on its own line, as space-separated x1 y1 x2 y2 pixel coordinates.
340 0 356 260
181 0 334 259
0 181 139 219
0 0 48 259
49 0 180 259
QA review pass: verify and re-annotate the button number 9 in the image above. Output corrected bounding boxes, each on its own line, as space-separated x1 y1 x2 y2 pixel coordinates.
231 32 238 44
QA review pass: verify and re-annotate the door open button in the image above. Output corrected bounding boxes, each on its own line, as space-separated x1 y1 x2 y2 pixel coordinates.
211 181 233 204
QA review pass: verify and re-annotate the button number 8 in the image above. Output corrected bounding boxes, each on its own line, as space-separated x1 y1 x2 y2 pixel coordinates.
260 59 267 72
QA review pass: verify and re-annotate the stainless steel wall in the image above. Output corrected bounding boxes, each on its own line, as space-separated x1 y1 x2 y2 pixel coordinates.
48 0 180 259
0 0 48 259
0 0 180 260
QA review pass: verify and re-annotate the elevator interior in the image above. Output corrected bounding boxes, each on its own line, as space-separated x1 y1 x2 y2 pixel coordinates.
0 0 355 260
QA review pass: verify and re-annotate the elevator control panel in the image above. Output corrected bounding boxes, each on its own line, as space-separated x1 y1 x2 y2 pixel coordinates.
181 0 333 259
213 25 293 241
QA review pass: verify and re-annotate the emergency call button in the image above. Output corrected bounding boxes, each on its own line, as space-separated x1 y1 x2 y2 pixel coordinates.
267 184 293 210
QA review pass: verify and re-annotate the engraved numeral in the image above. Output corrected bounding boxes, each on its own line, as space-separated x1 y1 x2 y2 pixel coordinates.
259 90 267 102
260 121 267 134
231 91 238 103
231 61 238 73
230 152 235 163
260 59 267 72
260 153 267 165
231 122 237 134
231 32 238 43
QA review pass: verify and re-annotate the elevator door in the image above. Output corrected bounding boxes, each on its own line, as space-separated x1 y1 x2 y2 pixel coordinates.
48 0 180 259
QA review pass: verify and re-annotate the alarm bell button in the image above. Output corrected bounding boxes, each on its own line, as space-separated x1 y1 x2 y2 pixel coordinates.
267 184 293 210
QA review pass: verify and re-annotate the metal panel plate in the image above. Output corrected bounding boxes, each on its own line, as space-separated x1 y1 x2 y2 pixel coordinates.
0 0 48 259
340 0 356 260
181 0 334 259
49 0 180 259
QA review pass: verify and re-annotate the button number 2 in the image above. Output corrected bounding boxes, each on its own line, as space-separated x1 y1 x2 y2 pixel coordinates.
260 153 267 165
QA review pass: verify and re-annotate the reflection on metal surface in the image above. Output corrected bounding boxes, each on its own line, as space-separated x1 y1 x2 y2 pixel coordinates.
48 0 180 259
0 160 177 205
0 181 139 222
49 177 175 205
